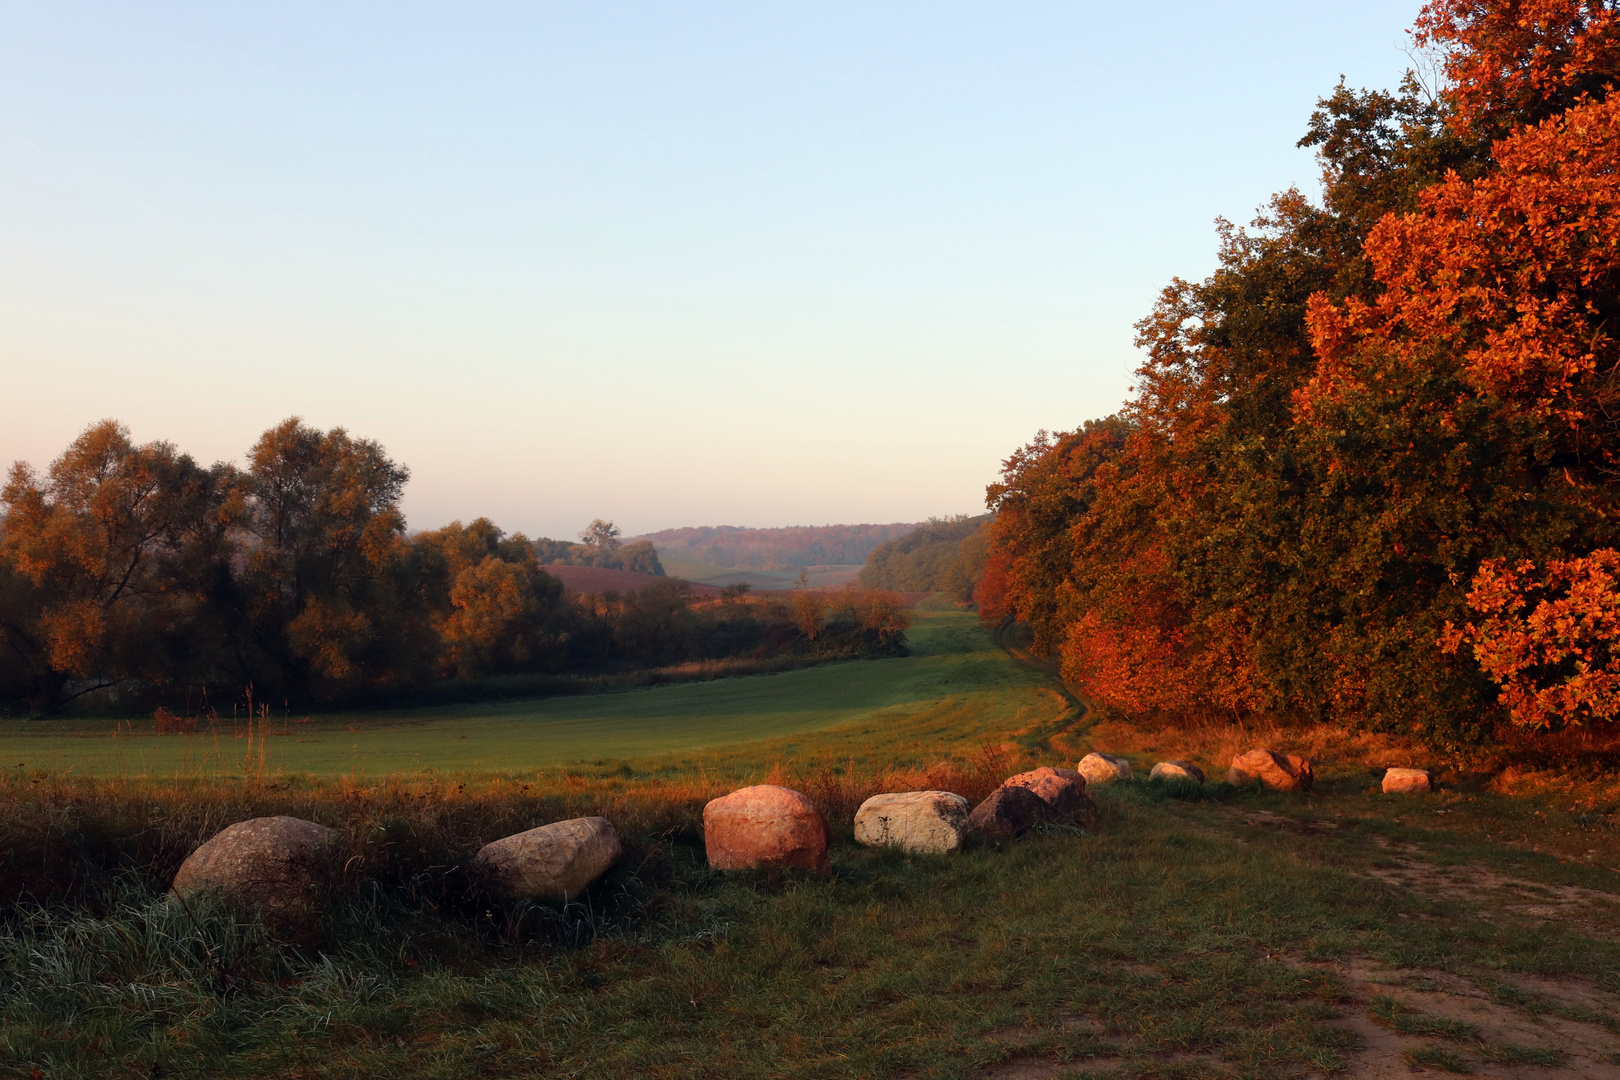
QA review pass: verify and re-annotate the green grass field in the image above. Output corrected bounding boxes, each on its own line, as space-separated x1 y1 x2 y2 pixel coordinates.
0 608 1056 778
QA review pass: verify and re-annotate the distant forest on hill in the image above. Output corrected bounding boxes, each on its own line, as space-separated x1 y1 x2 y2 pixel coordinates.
634 523 922 571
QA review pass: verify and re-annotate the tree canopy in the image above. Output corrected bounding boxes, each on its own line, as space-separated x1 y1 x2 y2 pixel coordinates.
979 0 1620 746
0 421 902 714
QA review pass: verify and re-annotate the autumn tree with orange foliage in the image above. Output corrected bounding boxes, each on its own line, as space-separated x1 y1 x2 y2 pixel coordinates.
413 518 567 679
0 421 238 713
0 418 915 714
981 0 1620 745
1303 47 1620 733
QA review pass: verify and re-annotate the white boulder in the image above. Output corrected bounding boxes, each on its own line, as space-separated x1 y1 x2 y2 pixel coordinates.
1078 752 1133 785
1151 760 1205 784
854 791 970 854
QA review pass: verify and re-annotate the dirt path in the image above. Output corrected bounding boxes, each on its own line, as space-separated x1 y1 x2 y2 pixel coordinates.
968 804 1620 1079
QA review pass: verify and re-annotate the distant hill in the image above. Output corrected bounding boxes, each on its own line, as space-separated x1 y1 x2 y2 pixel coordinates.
633 523 922 572
541 565 723 597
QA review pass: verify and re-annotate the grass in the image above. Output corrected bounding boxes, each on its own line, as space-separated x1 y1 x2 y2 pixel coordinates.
8 781 1620 1078
0 608 1046 778
1478 1042 1569 1066
4 608 1620 1078
1402 1045 1476 1073
1369 996 1480 1040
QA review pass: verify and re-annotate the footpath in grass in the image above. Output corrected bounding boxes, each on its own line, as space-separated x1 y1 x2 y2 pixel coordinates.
4 611 1620 1079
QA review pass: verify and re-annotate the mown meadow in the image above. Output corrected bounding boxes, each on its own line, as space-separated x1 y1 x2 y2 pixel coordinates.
0 605 1019 778
5 607 1620 1079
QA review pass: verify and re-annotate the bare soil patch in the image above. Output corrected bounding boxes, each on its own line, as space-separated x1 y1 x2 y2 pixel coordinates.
1363 853 1620 938
1305 958 1620 1078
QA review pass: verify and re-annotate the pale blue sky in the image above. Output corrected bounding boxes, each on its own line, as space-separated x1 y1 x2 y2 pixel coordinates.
1 2 1418 539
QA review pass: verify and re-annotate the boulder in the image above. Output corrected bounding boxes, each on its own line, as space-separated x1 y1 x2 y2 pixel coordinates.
854 791 970 854
703 785 831 876
170 816 336 931
473 816 623 903
1000 767 1092 815
1382 767 1432 795
1077 752 1133 785
967 784 1054 842
1226 749 1313 791
1151 760 1206 785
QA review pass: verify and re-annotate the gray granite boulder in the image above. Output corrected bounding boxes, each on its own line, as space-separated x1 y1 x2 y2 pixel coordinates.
473 816 623 903
1227 749 1313 791
1000 767 1091 814
170 816 336 934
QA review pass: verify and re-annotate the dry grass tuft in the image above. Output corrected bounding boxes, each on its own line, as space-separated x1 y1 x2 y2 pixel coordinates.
1084 714 1433 779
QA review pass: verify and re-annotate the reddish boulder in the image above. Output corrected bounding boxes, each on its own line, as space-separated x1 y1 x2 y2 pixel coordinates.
1382 768 1432 795
703 785 831 876
1226 750 1313 792
1000 767 1092 815
968 784 1054 842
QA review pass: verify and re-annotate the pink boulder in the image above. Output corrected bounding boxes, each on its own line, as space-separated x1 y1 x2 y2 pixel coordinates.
1382 768 1432 794
1000 767 1092 815
1227 749 1314 792
703 785 831 876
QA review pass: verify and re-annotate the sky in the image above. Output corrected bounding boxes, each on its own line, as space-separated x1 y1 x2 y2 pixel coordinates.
0 1 1421 539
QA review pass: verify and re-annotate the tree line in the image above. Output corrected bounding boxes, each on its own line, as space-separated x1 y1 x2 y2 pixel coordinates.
533 519 665 577
638 523 921 571
978 0 1620 748
858 515 990 603
0 419 907 716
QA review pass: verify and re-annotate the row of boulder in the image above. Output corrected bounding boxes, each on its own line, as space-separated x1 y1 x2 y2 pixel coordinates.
167 764 1096 925
1082 749 1432 795
167 749 1435 929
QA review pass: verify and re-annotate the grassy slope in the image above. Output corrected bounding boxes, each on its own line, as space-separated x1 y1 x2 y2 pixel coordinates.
0 609 1054 777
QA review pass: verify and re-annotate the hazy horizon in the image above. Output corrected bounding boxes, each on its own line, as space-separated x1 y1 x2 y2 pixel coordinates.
2 1 1418 537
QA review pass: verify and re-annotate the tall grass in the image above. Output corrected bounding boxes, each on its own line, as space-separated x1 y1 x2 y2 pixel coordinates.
0 735 1026 912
